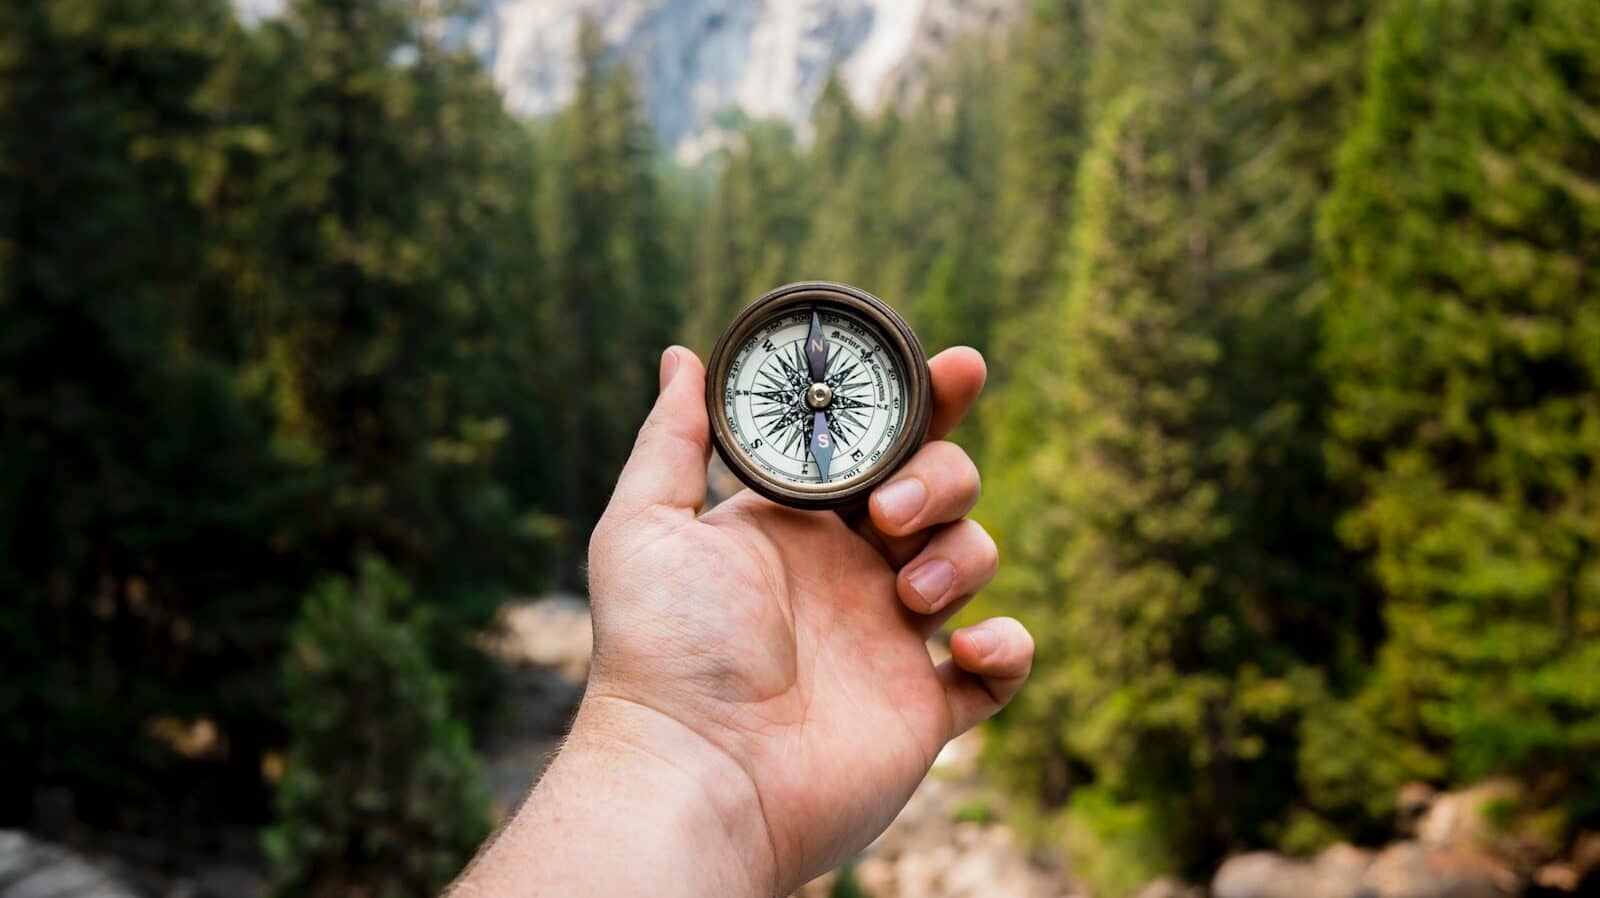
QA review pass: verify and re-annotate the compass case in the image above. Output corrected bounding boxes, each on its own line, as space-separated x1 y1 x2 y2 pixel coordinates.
705 281 933 510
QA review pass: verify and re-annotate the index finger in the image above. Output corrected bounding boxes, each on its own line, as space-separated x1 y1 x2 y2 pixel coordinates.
926 347 987 440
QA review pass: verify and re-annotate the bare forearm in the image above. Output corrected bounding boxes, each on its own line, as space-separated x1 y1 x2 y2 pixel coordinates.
449 696 774 898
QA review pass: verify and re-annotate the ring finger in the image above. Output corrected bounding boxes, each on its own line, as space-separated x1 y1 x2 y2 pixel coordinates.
897 519 998 635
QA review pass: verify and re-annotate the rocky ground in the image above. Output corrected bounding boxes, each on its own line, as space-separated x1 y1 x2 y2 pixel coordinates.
1204 782 1600 898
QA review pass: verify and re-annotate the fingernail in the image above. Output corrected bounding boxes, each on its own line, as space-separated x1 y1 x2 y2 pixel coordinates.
963 626 996 658
906 559 955 610
874 477 926 527
659 347 680 392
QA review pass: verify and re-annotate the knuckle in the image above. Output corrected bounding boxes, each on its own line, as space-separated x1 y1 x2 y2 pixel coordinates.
916 440 981 511
969 521 1000 573
929 440 980 490
998 616 1033 652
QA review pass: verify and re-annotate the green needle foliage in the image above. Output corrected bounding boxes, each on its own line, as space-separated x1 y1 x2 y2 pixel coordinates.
2 0 552 845
0 0 309 812
534 19 680 580
1317 0 1600 823
982 0 1374 882
264 557 489 898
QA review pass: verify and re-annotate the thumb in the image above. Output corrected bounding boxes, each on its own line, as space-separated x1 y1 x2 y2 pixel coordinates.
607 346 711 519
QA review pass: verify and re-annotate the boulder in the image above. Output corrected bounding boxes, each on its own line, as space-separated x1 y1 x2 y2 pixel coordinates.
1214 852 1319 898
0 830 141 898
1357 842 1521 898
1312 844 1377 898
1212 845 1374 898
1397 783 1439 836
1417 780 1520 850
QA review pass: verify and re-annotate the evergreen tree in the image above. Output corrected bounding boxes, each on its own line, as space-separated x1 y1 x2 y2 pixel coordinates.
797 75 886 290
536 18 678 585
982 0 1372 880
264 557 489 898
1318 0 1600 830
989 0 1100 379
688 120 809 353
894 47 1003 358
249 0 530 613
979 2 1101 603
0 0 304 819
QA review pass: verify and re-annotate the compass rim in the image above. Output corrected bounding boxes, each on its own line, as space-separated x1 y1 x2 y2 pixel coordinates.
706 281 933 510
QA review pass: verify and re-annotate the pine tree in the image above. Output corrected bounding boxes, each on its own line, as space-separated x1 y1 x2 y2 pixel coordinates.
537 17 679 585
1318 0 1600 829
687 120 809 354
263 557 489 898
0 0 304 815
248 0 529 609
989 0 1100 379
982 0 1373 880
979 2 1101 601
797 75 886 290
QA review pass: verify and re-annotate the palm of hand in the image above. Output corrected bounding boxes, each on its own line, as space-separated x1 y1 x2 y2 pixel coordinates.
590 492 953 881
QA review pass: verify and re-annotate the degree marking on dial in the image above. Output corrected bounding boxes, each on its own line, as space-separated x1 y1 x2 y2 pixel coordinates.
726 308 907 486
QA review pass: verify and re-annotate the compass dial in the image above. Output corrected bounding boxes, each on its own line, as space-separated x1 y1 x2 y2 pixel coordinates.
722 308 909 487
707 282 931 509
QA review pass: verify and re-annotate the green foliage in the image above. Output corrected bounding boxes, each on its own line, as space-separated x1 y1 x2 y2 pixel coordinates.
249 0 546 609
951 795 997 825
264 557 489 898
535 18 680 579
989 0 1098 379
829 862 868 898
1061 787 1178 898
981 0 1373 882
1319 0 1600 824
0 0 312 811
1 0 555 839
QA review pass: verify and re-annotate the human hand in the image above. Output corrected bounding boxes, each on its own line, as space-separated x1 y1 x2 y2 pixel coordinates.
452 345 1033 898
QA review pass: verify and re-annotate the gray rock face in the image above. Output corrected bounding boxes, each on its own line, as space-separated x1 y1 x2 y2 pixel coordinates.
236 0 1018 159
0 831 140 898
464 0 1018 159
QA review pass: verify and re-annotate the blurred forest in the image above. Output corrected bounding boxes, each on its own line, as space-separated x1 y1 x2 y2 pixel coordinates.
2 0 1598 895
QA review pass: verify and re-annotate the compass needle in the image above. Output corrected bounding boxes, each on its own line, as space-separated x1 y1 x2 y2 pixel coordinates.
809 411 834 484
806 309 829 383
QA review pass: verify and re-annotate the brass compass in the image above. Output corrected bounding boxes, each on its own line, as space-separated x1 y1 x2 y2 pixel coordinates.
706 282 933 509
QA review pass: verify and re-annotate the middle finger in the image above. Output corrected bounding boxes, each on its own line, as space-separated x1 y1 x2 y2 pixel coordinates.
859 440 981 567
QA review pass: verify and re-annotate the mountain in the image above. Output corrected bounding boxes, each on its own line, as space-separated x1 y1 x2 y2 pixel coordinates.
237 0 1017 159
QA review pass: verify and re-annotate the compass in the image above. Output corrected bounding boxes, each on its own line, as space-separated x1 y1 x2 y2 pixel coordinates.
706 281 932 509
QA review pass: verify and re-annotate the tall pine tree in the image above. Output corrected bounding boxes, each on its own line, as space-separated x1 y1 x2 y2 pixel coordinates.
983 0 1372 882
248 0 531 611
536 18 678 585
1318 0 1600 831
0 0 303 823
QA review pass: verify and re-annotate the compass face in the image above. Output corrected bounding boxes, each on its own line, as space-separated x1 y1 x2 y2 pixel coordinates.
722 307 910 487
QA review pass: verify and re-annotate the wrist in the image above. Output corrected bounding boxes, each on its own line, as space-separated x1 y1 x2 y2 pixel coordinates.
568 691 777 894
453 689 776 898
